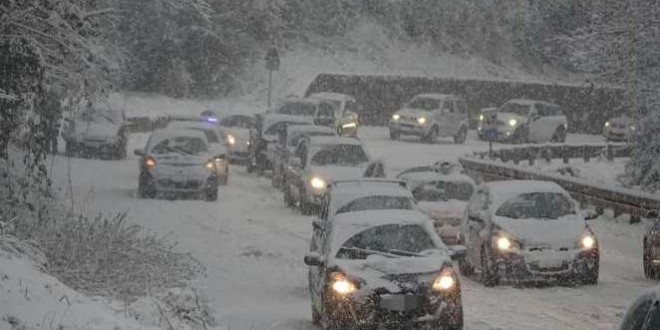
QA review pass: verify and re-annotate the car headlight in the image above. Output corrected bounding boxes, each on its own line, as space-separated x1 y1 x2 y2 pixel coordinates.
205 161 216 171
479 114 484 121
493 235 520 252
310 177 326 190
581 235 596 249
508 119 518 127
342 122 357 129
145 157 157 170
330 272 357 295
432 269 457 291
392 114 400 121
630 125 636 131
227 134 236 145
497 237 512 250
604 121 610 128
418 117 427 124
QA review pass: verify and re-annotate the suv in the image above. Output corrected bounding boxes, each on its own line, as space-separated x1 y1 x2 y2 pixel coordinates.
389 94 469 144
484 99 568 143
309 92 360 137
62 104 128 160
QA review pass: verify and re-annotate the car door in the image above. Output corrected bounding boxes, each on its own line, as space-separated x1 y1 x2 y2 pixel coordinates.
456 99 469 129
310 221 332 312
289 143 309 201
528 104 553 142
436 99 456 136
464 188 489 266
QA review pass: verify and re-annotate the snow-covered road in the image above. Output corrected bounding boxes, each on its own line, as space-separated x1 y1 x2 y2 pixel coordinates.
50 127 656 330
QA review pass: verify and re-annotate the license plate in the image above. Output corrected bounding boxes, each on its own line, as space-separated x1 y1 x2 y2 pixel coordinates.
537 258 563 268
379 295 422 312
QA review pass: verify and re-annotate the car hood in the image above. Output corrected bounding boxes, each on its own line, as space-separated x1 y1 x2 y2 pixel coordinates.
310 165 369 182
417 200 467 222
73 121 120 139
334 254 451 293
496 112 526 125
152 153 209 166
492 215 586 248
396 108 432 119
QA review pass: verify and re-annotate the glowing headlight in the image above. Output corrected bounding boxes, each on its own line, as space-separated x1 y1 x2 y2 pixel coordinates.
342 122 357 129
508 119 518 127
582 236 595 249
331 273 357 295
479 114 484 121
392 114 400 121
310 177 326 190
497 237 512 251
432 272 456 291
227 134 236 145
418 117 427 124
604 121 610 128
145 157 157 170
205 161 216 171
630 125 636 131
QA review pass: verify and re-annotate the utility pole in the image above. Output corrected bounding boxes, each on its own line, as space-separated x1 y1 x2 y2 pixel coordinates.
265 47 280 108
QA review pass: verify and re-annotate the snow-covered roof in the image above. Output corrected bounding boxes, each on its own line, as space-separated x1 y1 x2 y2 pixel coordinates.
414 93 455 100
308 136 362 146
310 92 355 102
398 171 475 190
329 180 412 211
484 180 569 209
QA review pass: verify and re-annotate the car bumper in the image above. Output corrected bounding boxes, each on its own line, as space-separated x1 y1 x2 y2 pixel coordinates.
390 121 430 136
493 249 598 282
326 291 462 328
153 174 217 193
603 129 629 141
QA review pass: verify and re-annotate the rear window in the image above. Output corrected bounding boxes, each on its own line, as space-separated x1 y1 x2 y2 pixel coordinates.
336 196 413 214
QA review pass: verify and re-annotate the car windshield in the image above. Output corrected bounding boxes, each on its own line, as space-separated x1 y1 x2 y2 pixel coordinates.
412 181 474 202
495 193 576 220
499 102 531 116
408 97 440 111
310 144 369 166
183 128 219 143
277 102 317 116
220 116 255 128
150 136 208 155
336 224 437 259
80 107 123 124
336 196 413 214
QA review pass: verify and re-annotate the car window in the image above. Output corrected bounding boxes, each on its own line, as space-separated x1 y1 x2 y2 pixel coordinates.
538 104 563 117
336 224 437 259
500 102 531 116
151 136 208 155
408 97 440 111
265 122 291 135
443 100 455 113
310 144 369 166
220 115 255 128
336 196 413 214
317 103 335 118
456 100 468 114
496 193 576 219
412 181 474 202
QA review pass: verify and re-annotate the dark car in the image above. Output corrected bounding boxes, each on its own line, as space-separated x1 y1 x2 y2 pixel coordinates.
620 287 660 330
643 220 660 279
304 209 464 330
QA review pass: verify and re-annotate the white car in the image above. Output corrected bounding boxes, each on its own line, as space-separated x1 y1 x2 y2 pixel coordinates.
304 209 464 330
603 115 636 142
460 180 599 286
282 136 380 214
219 115 256 163
134 129 222 201
318 179 416 221
309 92 360 136
397 169 476 246
271 124 337 188
62 104 128 160
484 99 568 143
389 94 469 144
165 121 229 185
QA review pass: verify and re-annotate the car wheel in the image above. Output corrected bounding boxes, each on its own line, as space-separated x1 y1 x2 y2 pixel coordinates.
389 129 400 140
138 173 156 199
481 249 499 287
65 143 75 157
205 186 218 201
551 126 567 143
221 172 229 186
423 127 438 144
454 126 468 144
513 127 529 144
582 257 599 285
311 306 321 326
459 258 475 276
271 167 281 188
644 243 657 280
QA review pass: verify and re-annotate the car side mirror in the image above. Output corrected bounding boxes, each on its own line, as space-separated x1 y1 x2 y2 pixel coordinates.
304 252 324 267
134 148 145 156
448 245 467 261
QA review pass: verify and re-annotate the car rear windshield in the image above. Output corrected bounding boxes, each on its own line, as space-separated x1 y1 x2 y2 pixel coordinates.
336 224 437 260
500 102 531 116
495 192 576 220
336 196 413 214
408 98 440 111
151 136 208 155
220 116 255 128
412 181 474 202
310 144 369 166
185 128 220 143
277 102 317 116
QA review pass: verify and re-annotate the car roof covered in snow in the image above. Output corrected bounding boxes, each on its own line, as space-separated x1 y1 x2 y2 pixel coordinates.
307 136 362 147
310 92 355 102
398 171 475 190
329 209 442 254
483 180 570 209
147 129 208 150
414 93 457 100
329 180 413 211
506 99 559 107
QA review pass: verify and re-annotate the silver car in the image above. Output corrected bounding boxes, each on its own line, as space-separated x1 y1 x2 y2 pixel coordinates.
389 94 469 144
603 115 636 142
62 104 128 160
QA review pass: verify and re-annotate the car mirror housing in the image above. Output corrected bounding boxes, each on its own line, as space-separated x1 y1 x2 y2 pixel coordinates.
304 253 324 267
134 148 145 156
448 245 467 261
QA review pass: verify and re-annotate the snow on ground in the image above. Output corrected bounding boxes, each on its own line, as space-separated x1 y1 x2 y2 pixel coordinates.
46 118 658 330
0 237 161 330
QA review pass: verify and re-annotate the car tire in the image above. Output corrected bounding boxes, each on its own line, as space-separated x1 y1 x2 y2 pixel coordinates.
644 243 658 280
65 142 75 157
582 257 599 285
423 127 438 144
454 126 468 144
513 127 529 144
551 126 567 143
481 249 499 287
311 306 321 326
283 184 295 208
138 173 156 199
221 172 229 186
205 187 218 201
389 129 400 140
459 258 475 276
271 167 281 188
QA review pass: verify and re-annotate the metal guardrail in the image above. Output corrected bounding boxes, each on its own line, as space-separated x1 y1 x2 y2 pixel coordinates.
459 144 659 223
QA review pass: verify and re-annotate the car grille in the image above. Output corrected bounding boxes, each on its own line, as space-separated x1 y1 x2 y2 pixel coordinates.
158 179 202 189
527 261 570 273
613 123 627 129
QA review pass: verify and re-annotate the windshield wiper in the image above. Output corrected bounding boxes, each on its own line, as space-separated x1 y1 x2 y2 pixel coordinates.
340 247 399 258
388 249 425 257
